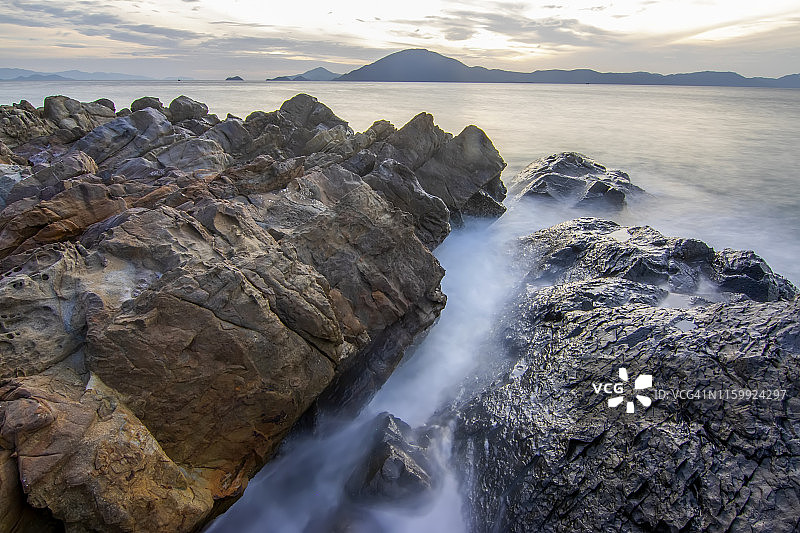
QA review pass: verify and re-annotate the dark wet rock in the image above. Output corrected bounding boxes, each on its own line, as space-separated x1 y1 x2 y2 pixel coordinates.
345 413 438 505
514 152 645 209
342 149 377 176
0 93 505 532
445 217 799 533
517 218 795 302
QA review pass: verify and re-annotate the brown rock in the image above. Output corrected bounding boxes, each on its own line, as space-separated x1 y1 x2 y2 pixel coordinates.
0 182 127 259
0 93 505 532
1 367 213 532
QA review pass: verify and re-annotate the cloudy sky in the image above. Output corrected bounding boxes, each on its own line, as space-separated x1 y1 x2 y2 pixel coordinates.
0 0 798 79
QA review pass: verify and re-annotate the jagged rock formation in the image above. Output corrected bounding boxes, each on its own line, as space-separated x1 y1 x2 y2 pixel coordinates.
0 93 505 532
345 413 438 505
446 217 799 532
512 152 645 209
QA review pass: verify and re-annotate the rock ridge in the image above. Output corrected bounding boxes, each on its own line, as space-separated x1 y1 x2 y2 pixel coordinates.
0 93 506 532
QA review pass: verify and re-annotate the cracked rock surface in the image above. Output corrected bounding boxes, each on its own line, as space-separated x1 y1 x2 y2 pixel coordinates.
511 152 645 209
445 217 799 533
0 93 506 532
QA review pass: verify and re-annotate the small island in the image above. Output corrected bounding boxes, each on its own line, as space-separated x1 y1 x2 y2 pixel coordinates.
225 75 244 81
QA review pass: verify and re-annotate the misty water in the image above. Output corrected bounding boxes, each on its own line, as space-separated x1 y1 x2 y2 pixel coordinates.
3 82 799 531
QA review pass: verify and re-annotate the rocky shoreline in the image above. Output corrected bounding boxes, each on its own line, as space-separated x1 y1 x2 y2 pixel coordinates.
0 93 505 532
1 94 798 533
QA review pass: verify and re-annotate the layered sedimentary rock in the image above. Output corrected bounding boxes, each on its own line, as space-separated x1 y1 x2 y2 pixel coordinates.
446 217 799 532
0 93 505 532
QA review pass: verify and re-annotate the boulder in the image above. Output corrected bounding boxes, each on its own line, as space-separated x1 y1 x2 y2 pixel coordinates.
0 164 32 210
280 93 349 133
69 108 187 173
0 140 26 165
4 151 98 205
414 124 507 222
345 413 438 505
513 152 645 209
149 137 231 176
0 368 213 532
0 182 127 259
375 112 451 170
214 155 304 196
363 159 450 249
445 218 800 533
201 117 254 156
92 98 115 112
42 96 116 134
130 96 171 120
0 100 55 149
168 95 209 123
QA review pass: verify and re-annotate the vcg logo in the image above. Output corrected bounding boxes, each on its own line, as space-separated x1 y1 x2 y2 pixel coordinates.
592 367 653 413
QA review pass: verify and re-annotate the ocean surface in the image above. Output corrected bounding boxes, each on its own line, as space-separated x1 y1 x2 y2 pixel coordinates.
2 81 798 531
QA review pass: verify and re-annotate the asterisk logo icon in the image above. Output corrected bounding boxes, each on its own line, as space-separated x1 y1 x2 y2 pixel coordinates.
608 367 653 413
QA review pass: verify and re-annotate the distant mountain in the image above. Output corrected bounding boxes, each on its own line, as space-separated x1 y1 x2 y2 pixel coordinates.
11 74 72 81
336 49 800 88
0 68 38 80
0 68 153 81
226 76 244 81
267 67 341 82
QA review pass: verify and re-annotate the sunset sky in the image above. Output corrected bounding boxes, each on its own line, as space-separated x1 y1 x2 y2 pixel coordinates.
0 0 798 79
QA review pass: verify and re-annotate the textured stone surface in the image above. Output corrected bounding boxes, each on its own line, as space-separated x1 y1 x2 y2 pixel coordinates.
512 152 645 209
0 101 54 150
445 218 800 533
0 93 506 532
1 369 213 532
42 96 116 135
345 413 438 505
168 95 209 123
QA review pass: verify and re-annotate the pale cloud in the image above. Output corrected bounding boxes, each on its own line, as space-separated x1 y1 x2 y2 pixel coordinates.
0 0 797 78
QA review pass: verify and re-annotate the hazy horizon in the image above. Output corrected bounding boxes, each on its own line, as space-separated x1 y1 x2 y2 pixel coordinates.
0 0 798 80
